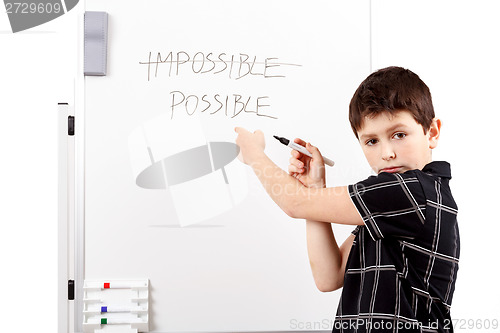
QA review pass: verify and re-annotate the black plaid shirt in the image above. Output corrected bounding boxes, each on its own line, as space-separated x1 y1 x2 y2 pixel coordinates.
333 161 460 333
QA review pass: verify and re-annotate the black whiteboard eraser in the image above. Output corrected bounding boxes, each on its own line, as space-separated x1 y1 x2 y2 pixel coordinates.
84 11 108 76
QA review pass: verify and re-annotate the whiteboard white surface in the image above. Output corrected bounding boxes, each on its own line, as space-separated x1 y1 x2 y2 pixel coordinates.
82 0 370 332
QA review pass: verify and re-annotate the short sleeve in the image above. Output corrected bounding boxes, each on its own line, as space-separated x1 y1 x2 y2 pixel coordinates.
348 172 427 241
351 225 361 236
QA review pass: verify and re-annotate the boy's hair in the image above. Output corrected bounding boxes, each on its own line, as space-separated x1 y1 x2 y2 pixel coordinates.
349 66 435 139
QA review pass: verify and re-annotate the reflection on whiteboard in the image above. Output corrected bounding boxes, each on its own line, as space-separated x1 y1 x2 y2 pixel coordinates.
129 114 247 227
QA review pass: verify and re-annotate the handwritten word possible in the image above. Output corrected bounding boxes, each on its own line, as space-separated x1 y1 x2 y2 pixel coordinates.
169 91 275 120
140 51 301 81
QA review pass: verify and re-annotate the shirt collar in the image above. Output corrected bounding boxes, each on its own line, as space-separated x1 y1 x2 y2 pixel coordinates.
421 161 452 179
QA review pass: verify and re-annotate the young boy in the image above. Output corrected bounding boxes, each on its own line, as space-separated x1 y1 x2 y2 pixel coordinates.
234 66 459 332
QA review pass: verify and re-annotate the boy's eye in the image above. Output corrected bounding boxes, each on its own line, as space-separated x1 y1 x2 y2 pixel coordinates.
393 132 406 140
365 139 378 146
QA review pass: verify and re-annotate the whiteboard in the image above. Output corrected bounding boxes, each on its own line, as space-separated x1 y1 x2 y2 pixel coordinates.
82 0 371 332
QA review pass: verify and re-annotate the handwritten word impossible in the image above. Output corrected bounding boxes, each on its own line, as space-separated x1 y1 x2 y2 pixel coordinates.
139 51 301 81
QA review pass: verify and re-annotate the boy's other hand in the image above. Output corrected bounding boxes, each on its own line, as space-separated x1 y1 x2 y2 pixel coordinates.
288 138 326 188
234 127 266 165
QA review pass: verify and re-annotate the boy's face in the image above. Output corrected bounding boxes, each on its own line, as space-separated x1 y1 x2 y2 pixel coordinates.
357 110 441 174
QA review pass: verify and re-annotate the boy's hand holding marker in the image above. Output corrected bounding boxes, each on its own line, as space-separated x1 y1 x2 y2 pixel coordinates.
234 127 328 190
287 138 326 189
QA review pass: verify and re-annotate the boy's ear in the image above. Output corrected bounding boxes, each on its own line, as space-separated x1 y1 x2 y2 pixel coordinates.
428 118 441 149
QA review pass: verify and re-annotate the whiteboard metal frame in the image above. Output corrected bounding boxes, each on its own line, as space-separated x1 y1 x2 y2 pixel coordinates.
58 102 77 333
75 5 86 331
58 103 70 333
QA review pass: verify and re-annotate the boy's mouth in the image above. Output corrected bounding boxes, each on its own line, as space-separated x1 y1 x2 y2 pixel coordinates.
379 166 403 174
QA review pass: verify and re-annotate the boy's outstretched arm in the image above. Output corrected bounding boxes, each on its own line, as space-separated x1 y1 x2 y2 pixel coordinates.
234 127 363 225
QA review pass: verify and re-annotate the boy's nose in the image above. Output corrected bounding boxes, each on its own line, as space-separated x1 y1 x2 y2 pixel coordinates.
381 145 396 161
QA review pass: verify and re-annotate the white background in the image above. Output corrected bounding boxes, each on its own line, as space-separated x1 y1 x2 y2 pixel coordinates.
1 1 499 332
0 3 79 332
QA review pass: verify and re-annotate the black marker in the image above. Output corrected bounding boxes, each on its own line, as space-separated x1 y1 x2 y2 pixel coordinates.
274 136 335 167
